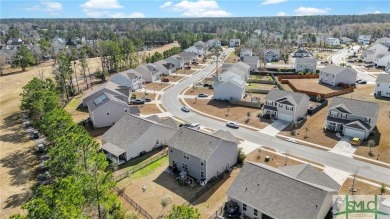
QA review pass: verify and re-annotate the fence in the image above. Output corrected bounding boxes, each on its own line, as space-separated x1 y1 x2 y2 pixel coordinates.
114 187 154 219
307 99 328 115
188 171 227 204
245 79 276 84
229 99 263 108
114 149 168 182
278 74 319 80
245 88 270 94
208 204 225 219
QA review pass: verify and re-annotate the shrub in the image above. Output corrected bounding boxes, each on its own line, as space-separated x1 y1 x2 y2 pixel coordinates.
237 147 246 164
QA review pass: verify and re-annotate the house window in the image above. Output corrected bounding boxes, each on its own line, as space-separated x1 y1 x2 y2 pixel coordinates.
182 163 188 171
286 106 294 111
200 171 204 178
243 203 247 211
184 152 189 160
365 118 371 123
170 148 173 153
330 111 338 117
254 209 258 216
200 159 205 166
341 113 347 119
278 103 283 108
106 111 110 115
377 83 380 86
124 108 128 112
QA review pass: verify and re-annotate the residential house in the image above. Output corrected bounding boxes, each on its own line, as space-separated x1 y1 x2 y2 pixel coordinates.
263 90 310 122
206 39 221 48
325 97 379 139
70 36 86 45
193 41 205 47
294 57 317 73
194 44 206 56
82 81 132 107
326 38 341 46
213 71 245 101
339 37 354 44
229 39 240 48
135 63 161 82
240 48 252 61
227 62 251 80
102 114 178 164
375 74 390 98
319 65 357 86
177 52 197 65
227 162 338 219
167 127 238 182
374 54 390 68
292 48 312 58
243 56 259 72
166 55 185 69
7 38 23 45
87 93 139 129
110 69 143 91
156 60 176 75
362 44 389 63
263 49 280 62
358 35 371 45
375 37 390 48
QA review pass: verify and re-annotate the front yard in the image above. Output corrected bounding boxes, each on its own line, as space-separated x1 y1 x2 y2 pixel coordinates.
175 69 197 75
143 82 171 91
246 83 278 90
184 87 214 96
138 104 162 115
161 75 186 82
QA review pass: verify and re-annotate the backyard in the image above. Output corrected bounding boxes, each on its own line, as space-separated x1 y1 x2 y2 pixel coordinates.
184 87 214 96
286 78 345 94
245 83 278 90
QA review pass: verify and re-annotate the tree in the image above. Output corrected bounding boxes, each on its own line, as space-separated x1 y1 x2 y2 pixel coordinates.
367 139 375 156
160 196 172 217
237 147 247 164
165 205 200 219
380 184 386 195
12 45 36 71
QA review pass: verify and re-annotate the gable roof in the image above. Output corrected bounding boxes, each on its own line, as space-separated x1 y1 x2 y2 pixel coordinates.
376 74 390 83
295 57 317 64
178 52 197 58
159 117 178 129
264 49 280 54
167 127 236 160
212 130 239 143
294 48 311 54
329 97 380 119
111 70 142 87
265 90 309 106
243 56 259 64
87 92 128 112
240 48 252 53
321 65 357 76
344 120 371 131
82 81 128 104
227 162 337 219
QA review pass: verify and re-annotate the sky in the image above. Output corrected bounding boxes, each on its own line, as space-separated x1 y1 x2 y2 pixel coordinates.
0 0 389 19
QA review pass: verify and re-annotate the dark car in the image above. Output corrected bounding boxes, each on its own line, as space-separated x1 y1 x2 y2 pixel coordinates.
31 130 39 139
198 93 208 98
144 98 152 102
262 114 271 119
192 61 198 65
359 80 367 84
184 66 191 70
179 123 191 127
131 99 145 104
161 78 170 82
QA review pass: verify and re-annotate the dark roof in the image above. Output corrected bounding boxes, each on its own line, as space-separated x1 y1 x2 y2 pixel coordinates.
227 162 337 219
376 74 390 83
159 117 177 128
329 97 380 119
321 65 357 76
167 127 236 160
265 90 309 106
178 52 197 58
87 92 128 112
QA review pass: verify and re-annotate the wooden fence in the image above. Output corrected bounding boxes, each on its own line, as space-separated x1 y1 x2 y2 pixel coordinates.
114 187 154 219
245 79 276 84
229 99 263 108
278 74 319 80
245 88 270 94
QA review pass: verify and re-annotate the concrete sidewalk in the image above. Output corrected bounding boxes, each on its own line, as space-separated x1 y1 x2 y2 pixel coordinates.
323 166 350 185
260 120 290 137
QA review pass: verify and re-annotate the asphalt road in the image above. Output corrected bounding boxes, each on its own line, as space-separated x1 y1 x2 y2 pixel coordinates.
161 48 390 184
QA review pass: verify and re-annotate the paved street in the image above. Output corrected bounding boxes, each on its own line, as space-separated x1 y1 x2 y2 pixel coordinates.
161 48 390 184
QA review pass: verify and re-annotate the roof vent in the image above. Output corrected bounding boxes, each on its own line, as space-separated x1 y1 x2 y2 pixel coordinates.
245 188 247 191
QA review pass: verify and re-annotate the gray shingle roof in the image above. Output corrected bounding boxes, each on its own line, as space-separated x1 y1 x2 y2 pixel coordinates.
227 162 337 219
329 97 380 119
243 56 259 64
82 81 128 104
159 117 178 129
295 57 317 64
321 65 357 76
265 90 309 106
212 130 239 143
102 142 126 157
345 120 371 131
376 74 390 83
87 92 128 112
167 127 236 160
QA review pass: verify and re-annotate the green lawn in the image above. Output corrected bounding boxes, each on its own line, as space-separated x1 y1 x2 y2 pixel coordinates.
130 156 168 180
65 94 83 110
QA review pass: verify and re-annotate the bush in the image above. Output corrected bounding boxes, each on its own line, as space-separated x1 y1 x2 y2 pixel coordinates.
237 147 246 164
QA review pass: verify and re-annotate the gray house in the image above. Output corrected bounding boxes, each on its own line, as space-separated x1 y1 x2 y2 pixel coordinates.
110 69 143 91
243 56 259 72
227 162 338 219
102 115 178 164
292 48 312 58
325 97 379 139
166 55 184 69
82 81 132 107
177 52 197 64
135 63 161 82
240 48 252 61
294 57 317 73
263 90 310 122
155 60 176 75
213 71 245 101
229 39 241 47
263 49 280 62
319 65 357 86
167 128 238 182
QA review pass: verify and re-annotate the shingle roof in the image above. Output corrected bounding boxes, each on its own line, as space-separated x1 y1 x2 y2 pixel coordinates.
87 92 128 112
295 57 317 64
376 74 390 83
159 117 177 129
243 56 259 64
167 127 236 160
265 90 309 106
102 142 126 157
240 48 252 53
321 65 357 76
345 120 371 131
329 97 380 119
227 162 337 219
82 81 128 104
212 130 238 143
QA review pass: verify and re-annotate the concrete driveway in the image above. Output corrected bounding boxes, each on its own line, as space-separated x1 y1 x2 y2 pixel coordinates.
330 137 357 158
260 120 290 137
324 166 350 185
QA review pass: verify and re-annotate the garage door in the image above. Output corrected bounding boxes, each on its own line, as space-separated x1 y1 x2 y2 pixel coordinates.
278 113 293 122
344 127 366 139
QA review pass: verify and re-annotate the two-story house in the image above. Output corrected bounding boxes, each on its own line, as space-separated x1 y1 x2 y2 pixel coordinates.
177 52 197 65
240 48 252 61
102 115 178 164
82 81 132 107
374 37 390 48
294 57 317 73
166 55 185 69
375 74 390 98
206 39 221 48
243 56 259 72
358 35 371 45
155 60 176 75
111 69 143 91
226 62 251 80
263 49 280 63
326 38 341 46
363 44 389 63
319 65 357 86
227 162 338 219
135 63 161 82
292 48 312 58
167 127 238 183
262 90 310 122
374 54 390 68
229 39 240 47
325 97 379 139
213 71 245 101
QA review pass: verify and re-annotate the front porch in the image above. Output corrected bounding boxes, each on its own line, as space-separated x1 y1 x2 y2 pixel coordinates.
102 142 126 165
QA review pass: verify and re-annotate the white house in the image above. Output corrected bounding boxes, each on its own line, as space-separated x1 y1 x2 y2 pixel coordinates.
374 54 390 67
177 52 197 64
155 60 176 75
206 39 221 48
375 37 390 48
101 115 178 164
226 62 251 80
363 44 389 63
229 39 240 47
243 56 259 72
185 45 205 56
110 69 143 91
166 55 184 69
240 48 252 61
135 63 161 82
293 48 312 58
386 61 390 73
263 49 280 62
213 71 245 101
319 65 357 86
375 74 390 98
358 35 371 45
326 38 341 46
294 57 317 73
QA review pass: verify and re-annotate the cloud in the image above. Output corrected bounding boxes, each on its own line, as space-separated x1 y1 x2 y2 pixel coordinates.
81 0 130 18
161 0 232 17
81 0 123 9
27 0 63 12
262 0 286 5
294 7 331 16
111 12 145 18
366 10 381 14
277 12 287 16
160 1 173 9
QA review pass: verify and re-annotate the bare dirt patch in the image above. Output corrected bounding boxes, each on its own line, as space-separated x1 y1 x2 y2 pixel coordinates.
223 53 239 64
246 149 303 168
133 92 156 100
176 69 197 75
138 104 162 115
162 75 186 82
339 178 390 195
143 82 170 91
287 78 345 94
184 87 214 96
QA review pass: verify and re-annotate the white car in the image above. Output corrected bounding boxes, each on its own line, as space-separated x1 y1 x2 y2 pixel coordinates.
189 123 200 130
181 106 191 112
226 121 240 129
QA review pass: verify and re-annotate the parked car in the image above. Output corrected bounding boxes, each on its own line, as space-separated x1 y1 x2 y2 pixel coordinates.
31 130 39 139
161 78 170 82
350 137 362 146
226 121 240 129
359 80 367 84
184 66 191 70
144 98 152 102
356 79 362 84
364 64 373 68
198 93 208 98
179 123 191 127
181 106 191 112
192 61 198 65
36 143 46 153
262 114 271 119
189 123 200 130
131 99 145 104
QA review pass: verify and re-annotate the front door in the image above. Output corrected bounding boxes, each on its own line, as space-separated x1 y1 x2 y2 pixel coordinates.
172 161 177 168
